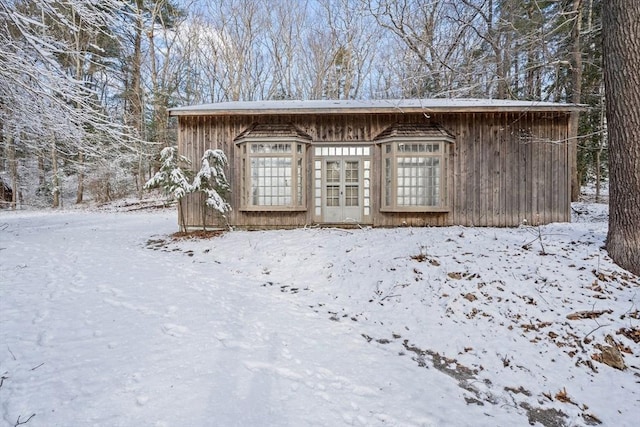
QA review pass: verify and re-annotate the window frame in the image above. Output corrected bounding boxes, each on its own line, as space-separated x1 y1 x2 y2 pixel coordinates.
379 136 453 213
237 137 308 212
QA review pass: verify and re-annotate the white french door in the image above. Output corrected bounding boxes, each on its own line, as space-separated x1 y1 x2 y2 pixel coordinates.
323 158 362 223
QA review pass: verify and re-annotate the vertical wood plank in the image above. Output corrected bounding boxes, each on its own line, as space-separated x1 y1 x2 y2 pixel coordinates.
518 115 527 225
174 109 571 229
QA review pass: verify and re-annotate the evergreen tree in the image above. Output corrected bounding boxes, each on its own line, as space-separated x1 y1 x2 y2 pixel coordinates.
144 146 192 230
192 149 231 230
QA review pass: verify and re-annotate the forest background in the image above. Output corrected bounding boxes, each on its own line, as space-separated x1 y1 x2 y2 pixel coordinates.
0 0 604 209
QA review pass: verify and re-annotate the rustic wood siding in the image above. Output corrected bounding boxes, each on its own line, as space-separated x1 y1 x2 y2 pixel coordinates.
177 111 571 229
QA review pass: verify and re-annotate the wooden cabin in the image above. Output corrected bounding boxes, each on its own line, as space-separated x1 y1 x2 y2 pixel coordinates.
169 99 581 229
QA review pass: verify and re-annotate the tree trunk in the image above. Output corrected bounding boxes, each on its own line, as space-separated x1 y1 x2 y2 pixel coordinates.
73 7 85 205
179 197 187 232
137 151 145 199
202 196 207 231
7 132 18 210
76 151 84 204
596 82 606 204
569 0 584 202
131 1 144 136
603 1 640 275
51 141 60 209
147 20 169 165
131 0 145 199
38 153 45 189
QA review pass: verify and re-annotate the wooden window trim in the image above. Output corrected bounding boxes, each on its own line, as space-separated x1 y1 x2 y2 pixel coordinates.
238 206 308 212
379 206 450 213
379 137 453 212
237 138 308 211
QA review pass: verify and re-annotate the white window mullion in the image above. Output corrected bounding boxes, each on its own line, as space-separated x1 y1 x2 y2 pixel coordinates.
382 140 448 210
241 140 306 209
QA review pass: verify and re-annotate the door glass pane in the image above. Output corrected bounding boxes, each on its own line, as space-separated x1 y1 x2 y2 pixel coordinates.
345 161 359 183
326 185 340 206
345 186 359 206
326 161 340 183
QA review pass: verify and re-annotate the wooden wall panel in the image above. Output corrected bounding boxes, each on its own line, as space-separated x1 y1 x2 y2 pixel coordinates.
177 111 571 229
472 113 481 226
505 113 518 226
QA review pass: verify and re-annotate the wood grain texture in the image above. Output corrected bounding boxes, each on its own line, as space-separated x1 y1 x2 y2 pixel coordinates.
177 111 571 229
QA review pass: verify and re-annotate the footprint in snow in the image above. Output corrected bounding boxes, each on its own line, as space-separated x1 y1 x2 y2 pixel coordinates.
165 305 178 317
214 332 253 350
32 309 49 324
37 331 52 346
161 323 190 337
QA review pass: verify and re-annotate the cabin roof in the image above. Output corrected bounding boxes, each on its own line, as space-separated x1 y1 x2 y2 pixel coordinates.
169 98 584 117
234 123 313 141
374 123 455 141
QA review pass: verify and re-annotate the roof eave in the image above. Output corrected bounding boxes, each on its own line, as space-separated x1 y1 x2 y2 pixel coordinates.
168 104 587 117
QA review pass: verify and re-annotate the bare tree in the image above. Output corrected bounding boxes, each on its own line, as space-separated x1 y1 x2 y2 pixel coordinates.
146 0 186 151
314 0 380 99
204 0 268 101
263 0 309 100
365 0 498 98
0 0 143 208
0 0 612 211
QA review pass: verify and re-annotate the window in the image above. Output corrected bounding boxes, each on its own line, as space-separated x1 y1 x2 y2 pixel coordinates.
381 140 451 212
238 138 307 211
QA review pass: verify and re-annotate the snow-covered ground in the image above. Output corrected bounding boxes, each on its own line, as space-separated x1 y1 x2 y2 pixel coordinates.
1 203 638 426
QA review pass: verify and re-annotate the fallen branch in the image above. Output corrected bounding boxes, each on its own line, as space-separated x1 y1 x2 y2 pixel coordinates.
584 322 611 342
15 414 35 426
30 363 44 371
7 345 16 361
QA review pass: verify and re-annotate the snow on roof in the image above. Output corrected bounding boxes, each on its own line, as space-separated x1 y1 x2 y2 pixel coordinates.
169 98 583 116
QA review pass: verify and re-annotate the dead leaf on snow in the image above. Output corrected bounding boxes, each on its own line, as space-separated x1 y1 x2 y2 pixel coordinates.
410 253 427 262
593 335 627 370
566 309 612 320
555 387 576 405
582 412 603 425
504 385 531 396
617 327 640 344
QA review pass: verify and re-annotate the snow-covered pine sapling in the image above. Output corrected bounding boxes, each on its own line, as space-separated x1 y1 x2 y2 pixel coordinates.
191 149 231 230
144 146 193 231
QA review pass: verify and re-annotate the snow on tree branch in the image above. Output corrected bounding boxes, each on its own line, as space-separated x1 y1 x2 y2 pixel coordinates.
192 149 231 213
144 146 193 200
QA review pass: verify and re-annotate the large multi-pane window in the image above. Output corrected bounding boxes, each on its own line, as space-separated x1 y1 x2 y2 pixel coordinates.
239 141 306 210
381 140 450 211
